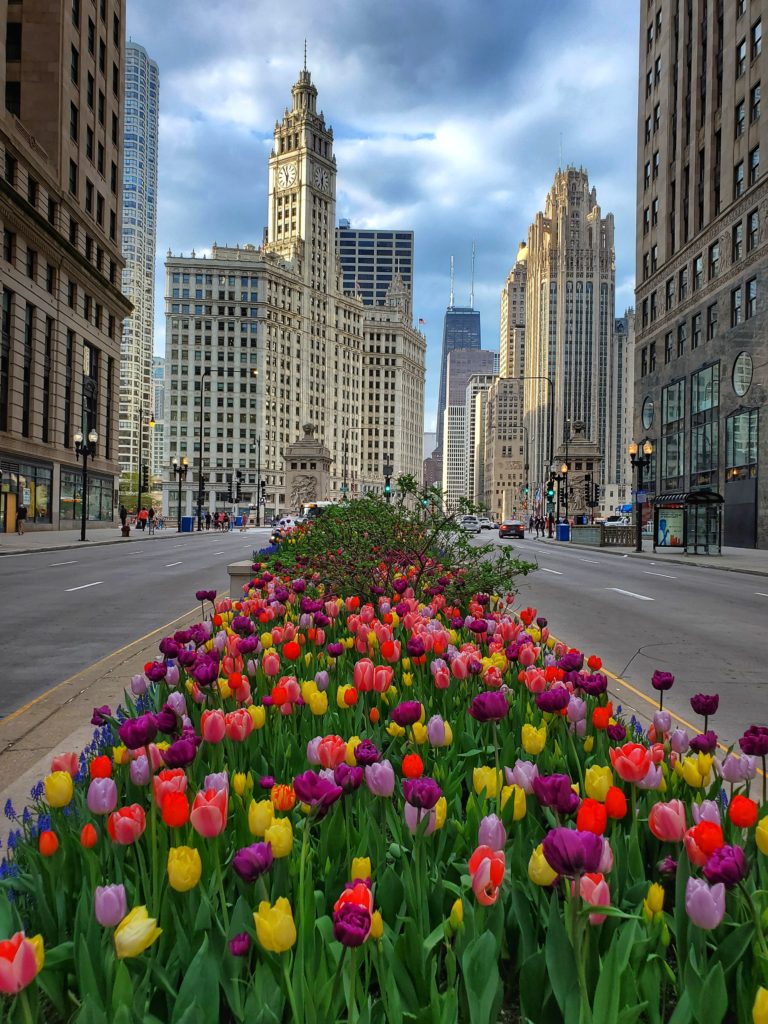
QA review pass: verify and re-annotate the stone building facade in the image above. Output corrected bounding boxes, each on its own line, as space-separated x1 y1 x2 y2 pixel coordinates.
483 376 525 522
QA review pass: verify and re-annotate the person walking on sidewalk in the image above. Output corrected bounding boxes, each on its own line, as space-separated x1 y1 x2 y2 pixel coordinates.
16 502 27 535
138 507 149 532
148 506 156 535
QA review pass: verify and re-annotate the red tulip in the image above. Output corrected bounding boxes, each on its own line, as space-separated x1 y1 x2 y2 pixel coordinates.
609 743 652 783
576 798 608 836
225 708 254 742
107 804 146 845
38 830 59 856
80 823 98 848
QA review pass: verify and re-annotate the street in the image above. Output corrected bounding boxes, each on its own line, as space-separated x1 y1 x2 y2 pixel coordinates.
481 532 767 747
0 528 271 717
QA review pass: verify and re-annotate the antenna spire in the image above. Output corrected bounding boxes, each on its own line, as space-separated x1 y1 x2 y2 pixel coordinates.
470 241 476 308
559 132 563 169
303 39 307 71
449 256 455 308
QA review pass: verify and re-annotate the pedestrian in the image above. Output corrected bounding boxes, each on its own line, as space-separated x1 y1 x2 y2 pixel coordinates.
205 512 211 531
547 514 554 538
223 512 230 532
119 504 127 528
16 502 27 535
529 514 534 534
138 506 148 532
148 506 155 535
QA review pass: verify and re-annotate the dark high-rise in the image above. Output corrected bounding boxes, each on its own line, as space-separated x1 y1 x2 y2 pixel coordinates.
336 222 414 307
434 306 481 454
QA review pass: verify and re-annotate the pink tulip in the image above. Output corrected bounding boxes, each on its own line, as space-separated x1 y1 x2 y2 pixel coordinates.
153 768 187 807
451 656 469 680
523 668 547 693
224 709 253 742
262 652 281 677
0 932 40 994
307 737 322 765
353 659 374 692
87 777 117 815
519 645 538 668
648 800 687 842
578 873 611 925
433 667 450 689
691 800 721 826
50 752 78 777
404 803 436 836
190 787 228 837
201 710 226 744
372 665 393 693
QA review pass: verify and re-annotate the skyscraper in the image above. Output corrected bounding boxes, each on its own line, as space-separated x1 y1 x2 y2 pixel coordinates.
441 347 497 508
1 0 131 534
500 244 528 378
336 223 414 306
434 304 481 456
151 355 164 482
523 167 616 491
120 42 159 489
634 0 767 548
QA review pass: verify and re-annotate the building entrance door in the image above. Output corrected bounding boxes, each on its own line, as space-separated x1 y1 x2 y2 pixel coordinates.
1 491 17 534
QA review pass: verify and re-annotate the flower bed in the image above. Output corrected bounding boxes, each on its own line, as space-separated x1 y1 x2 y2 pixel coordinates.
1 570 767 1023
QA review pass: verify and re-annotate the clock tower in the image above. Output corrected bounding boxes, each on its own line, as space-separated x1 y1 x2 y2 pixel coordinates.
267 61 337 291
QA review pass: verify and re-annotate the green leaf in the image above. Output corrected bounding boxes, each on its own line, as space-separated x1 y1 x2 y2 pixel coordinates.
460 931 500 1024
172 935 220 1024
543 894 579 1018
667 989 693 1024
111 960 134 1015
592 919 638 1023
691 961 728 1024
422 922 445 957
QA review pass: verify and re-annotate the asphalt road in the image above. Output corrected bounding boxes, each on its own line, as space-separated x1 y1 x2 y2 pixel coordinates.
481 532 767 747
0 528 272 717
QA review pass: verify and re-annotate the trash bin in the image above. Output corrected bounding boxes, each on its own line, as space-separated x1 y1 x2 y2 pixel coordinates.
180 516 194 534
556 523 571 542
235 516 243 527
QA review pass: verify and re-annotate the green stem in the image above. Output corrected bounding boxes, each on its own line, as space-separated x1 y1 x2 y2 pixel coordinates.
570 875 592 1024
492 720 502 816
739 880 768 981
215 838 231 936
282 954 301 1021
327 946 348 1019
347 946 359 1024
18 988 34 1024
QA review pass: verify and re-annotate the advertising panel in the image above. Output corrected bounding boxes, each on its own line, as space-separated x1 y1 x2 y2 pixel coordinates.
656 507 684 547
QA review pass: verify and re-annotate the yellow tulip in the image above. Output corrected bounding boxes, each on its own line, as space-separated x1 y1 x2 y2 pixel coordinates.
346 736 361 765
753 987 768 1024
411 721 428 745
390 611 399 627
232 772 252 798
449 898 464 931
301 680 318 702
337 685 354 709
386 721 405 739
369 910 384 940
44 771 74 809
261 632 273 648
167 846 202 892
309 691 328 716
521 723 547 756
248 705 266 729
584 765 613 803
29 935 44 973
112 744 129 765
351 856 371 881
643 882 665 922
472 766 501 799
402 672 414 688
678 754 713 788
218 679 232 700
756 817 768 856
583 736 595 753
546 636 556 650
254 898 296 953
528 844 558 887
501 784 527 821
248 798 274 837
114 906 162 959
402 658 411 671
434 796 447 829
264 816 293 858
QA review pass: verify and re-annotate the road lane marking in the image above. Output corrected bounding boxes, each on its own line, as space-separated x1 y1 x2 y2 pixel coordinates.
756 593 768 598
540 567 563 575
643 571 678 579
65 581 103 592
50 560 77 566
578 557 601 563
606 587 654 601
165 561 183 567
214 550 225 554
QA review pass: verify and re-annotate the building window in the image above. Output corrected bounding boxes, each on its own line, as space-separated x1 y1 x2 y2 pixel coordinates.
726 408 757 480
69 216 78 246
752 19 762 59
652 197 659 225
693 254 703 290
71 44 79 84
85 179 93 214
5 81 21 118
665 277 674 310
679 266 688 300
751 82 761 121
661 379 685 489
733 221 744 260
642 298 649 327
746 276 757 318
677 322 687 356
738 0 746 17
735 160 745 197
643 207 650 234
664 331 673 363
22 303 33 437
749 146 760 184
69 102 78 141
731 285 743 326
654 102 661 131
650 291 658 321
643 253 650 280
748 208 759 250
641 347 648 377
651 244 658 272
736 99 746 136
649 341 657 371
691 312 702 349
652 150 660 179
42 316 53 443
708 240 720 278
96 194 104 226
655 56 661 84
2 229 15 264
737 38 747 78
691 364 720 486
644 160 651 188
69 159 77 195
87 73 94 109
707 302 718 340
110 162 117 193
5 21 21 62
67 280 77 309
0 289 11 432
25 247 36 280
86 126 93 160
64 330 73 447
4 152 16 185
98 91 105 126
87 17 95 54
646 69 653 97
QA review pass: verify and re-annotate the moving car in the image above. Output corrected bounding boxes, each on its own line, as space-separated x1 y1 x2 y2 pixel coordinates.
459 515 482 534
604 516 631 527
499 519 525 539
477 517 495 530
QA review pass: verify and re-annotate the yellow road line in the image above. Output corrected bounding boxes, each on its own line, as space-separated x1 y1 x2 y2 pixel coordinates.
0 606 199 727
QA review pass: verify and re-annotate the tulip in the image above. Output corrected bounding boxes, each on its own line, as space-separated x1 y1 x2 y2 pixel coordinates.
528 843 558 886
718 753 757 783
365 759 395 798
756 817 768 856
473 766 502 799
351 856 372 882
38 830 58 856
685 877 725 930
87 777 118 816
107 805 146 845
89 755 113 779
609 743 652 783
248 798 274 837
248 705 266 729
190 788 228 838
317 735 348 769
468 845 506 906
50 752 78 777
333 902 372 946
130 756 151 787
576 798 608 836
702 844 748 887
254 898 296 953
167 846 202 892
293 771 343 815
739 725 768 757
118 714 158 750
648 800 687 842
533 774 580 815
684 821 724 866
153 768 188 807
225 708 253 742
161 791 189 828
579 872 610 925
536 687 571 714
80 823 98 848
426 715 453 747
354 739 380 766
44 770 74 809
0 932 43 994
652 710 671 735
691 799 721 826
114 906 162 959
754 987 768 1024
264 816 293 858
499 783 526 821
204 771 230 793
270 784 295 811
643 882 665 922
478 814 506 852
505 759 539 795
584 765 613 802
200 709 226 744
521 723 547 755
542 827 604 877
95 884 128 928
229 933 252 957
468 691 509 722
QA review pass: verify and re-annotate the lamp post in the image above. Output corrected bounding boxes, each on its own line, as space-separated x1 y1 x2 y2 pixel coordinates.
74 428 98 542
255 434 261 527
629 439 653 553
518 374 555 492
136 403 156 522
171 456 189 530
552 461 569 528
196 368 211 531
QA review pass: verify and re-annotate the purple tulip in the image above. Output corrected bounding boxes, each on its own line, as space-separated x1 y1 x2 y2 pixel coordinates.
130 674 148 697
94 884 127 927
468 691 509 722
293 770 343 815
404 803 436 836
87 777 117 815
154 706 178 734
689 731 718 754
145 661 167 683
653 710 671 735
658 855 678 877
165 664 180 687
326 642 344 658
505 759 539 795
260 776 275 790
166 691 186 717
229 932 251 957
403 777 442 810
354 739 380 766
306 737 322 765
739 725 768 757
717 753 757 783
162 735 199 768
393 577 409 595
232 842 273 883
334 764 363 793
204 772 229 793
315 670 330 691
636 763 663 790
177 650 197 668
532 774 580 815
651 670 675 691
685 877 726 929
542 827 604 876
192 659 218 687
478 814 506 852
365 760 395 797
607 723 627 742
238 636 258 655
195 589 216 602
566 696 587 723
159 637 180 658
91 705 111 726
535 687 571 714
578 673 608 697
702 844 748 888
333 902 371 946
691 799 721 826
669 728 690 754
291 578 306 593
558 651 584 672
406 635 425 657
130 755 151 787
391 701 423 727
690 693 719 717
426 715 449 747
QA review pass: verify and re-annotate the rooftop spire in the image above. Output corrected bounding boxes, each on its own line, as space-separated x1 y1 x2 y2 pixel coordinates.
303 38 307 71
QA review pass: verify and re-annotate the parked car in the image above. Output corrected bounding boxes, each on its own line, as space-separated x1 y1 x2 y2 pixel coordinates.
499 519 525 539
459 515 482 534
604 516 631 527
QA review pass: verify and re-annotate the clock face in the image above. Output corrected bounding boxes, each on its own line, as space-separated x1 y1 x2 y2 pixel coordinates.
277 163 296 189
313 166 330 191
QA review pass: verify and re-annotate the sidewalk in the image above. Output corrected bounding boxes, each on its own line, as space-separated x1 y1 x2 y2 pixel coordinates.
533 534 768 576
0 523 267 556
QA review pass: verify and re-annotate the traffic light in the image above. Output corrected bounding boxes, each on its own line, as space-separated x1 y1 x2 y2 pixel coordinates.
523 485 529 496
383 478 392 497
546 479 555 499
235 469 243 502
260 479 266 504
593 484 600 504
584 481 591 502
141 465 149 493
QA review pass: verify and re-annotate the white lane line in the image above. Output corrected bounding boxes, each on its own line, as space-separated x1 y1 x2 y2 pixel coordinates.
50 560 77 566
540 567 563 575
643 571 678 579
173 544 184 548
165 561 183 567
577 557 601 564
607 587 654 601
65 581 103 592
214 550 225 554
756 593 768 598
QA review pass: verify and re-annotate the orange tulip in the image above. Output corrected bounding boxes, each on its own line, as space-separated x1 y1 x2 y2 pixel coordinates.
80 823 98 848
270 784 296 812
39 830 59 856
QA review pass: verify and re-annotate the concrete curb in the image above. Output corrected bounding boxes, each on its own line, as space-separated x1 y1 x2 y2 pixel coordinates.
0 528 271 557
531 537 768 577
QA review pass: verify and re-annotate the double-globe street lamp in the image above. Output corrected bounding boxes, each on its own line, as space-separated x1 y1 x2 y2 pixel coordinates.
171 456 189 529
136 403 155 522
629 439 654 553
552 461 570 527
74 428 98 542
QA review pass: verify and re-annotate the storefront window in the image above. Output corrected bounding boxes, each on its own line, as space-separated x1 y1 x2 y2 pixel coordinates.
691 364 719 486
59 470 114 521
726 409 758 480
661 379 685 488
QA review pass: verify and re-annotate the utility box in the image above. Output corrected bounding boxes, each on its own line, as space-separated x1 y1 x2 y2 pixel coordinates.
180 516 194 533
556 523 571 542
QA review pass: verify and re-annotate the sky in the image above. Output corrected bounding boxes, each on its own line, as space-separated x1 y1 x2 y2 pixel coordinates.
127 0 640 432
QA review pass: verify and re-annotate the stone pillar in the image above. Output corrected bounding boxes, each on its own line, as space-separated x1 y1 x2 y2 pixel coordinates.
282 423 333 511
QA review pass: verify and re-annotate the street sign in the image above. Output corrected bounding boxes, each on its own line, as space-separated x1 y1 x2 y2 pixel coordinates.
635 490 647 502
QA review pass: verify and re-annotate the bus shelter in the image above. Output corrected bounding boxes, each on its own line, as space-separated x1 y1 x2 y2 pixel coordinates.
653 491 723 555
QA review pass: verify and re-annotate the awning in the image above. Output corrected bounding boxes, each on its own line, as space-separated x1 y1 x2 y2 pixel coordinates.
654 491 724 506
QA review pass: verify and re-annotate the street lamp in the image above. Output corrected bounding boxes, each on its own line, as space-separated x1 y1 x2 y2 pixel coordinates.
518 374 555 489
196 368 211 531
136 403 156 522
551 461 570 525
74 428 98 542
171 456 189 529
629 439 653 552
